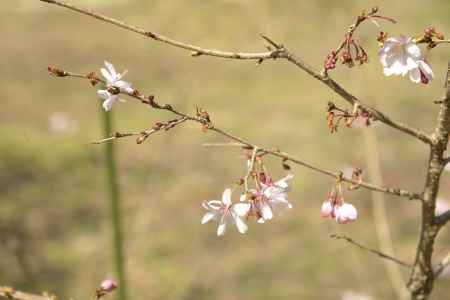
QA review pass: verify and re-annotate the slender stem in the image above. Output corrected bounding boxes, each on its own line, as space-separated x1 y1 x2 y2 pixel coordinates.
40 0 432 145
0 287 55 300
51 70 423 201
244 147 258 191
101 109 127 300
330 234 412 268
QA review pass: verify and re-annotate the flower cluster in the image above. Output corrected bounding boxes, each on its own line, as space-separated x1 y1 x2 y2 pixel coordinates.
378 35 433 84
321 192 358 224
321 177 358 224
97 61 133 111
201 154 294 236
323 7 395 73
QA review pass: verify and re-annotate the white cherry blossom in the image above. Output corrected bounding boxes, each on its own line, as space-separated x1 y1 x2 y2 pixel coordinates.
378 35 433 84
201 188 250 236
97 61 133 111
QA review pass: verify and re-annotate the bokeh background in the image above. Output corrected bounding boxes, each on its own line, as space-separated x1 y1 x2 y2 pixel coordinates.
2 0 450 299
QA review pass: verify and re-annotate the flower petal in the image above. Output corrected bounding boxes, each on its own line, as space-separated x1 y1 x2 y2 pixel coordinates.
114 80 131 90
201 212 216 224
97 89 110 99
222 188 232 206
233 203 251 217
409 67 421 83
104 61 117 79
233 216 248 234
102 97 116 111
260 202 274 220
418 60 434 83
217 218 227 236
100 68 113 83
405 42 422 60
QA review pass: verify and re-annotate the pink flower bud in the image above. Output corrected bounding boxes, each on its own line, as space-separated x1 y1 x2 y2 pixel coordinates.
335 203 358 224
100 279 117 293
320 200 334 218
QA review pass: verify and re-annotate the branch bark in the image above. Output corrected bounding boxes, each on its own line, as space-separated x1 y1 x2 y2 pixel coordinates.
39 0 433 145
407 61 450 300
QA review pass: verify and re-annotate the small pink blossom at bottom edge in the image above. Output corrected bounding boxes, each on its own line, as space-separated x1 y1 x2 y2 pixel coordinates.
100 279 118 292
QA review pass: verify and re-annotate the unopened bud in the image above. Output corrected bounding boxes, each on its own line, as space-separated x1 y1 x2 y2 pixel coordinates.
100 279 117 293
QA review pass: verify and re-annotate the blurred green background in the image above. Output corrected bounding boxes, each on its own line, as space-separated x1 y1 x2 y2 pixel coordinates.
1 0 450 299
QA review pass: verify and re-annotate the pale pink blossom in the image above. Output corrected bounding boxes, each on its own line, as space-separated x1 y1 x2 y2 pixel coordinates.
335 203 358 224
99 279 117 292
320 200 334 218
202 188 250 236
248 174 294 223
378 35 433 84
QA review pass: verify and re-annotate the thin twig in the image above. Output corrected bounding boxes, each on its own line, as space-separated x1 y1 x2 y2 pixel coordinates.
244 147 258 191
51 69 423 201
0 287 56 300
40 0 433 145
330 234 412 268
202 142 247 148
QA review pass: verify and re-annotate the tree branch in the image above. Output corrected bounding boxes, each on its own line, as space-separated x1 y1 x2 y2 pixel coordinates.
39 0 433 145
408 60 450 300
330 234 412 268
0 287 56 300
49 69 423 201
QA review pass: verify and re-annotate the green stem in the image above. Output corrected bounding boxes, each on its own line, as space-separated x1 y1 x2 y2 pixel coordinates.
101 109 127 300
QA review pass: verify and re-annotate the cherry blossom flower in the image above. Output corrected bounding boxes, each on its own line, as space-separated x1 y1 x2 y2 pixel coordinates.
320 191 358 224
335 203 358 224
100 61 133 92
247 174 294 223
378 35 433 84
201 188 251 236
262 174 294 210
97 61 132 111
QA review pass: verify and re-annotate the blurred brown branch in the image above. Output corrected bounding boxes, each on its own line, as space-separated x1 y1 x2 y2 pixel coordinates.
330 234 411 268
39 0 433 145
0 287 56 300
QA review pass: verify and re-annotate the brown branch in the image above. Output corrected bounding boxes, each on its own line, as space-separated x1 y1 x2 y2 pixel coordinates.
51 69 423 201
39 0 433 145
408 60 450 300
0 287 56 300
330 234 412 268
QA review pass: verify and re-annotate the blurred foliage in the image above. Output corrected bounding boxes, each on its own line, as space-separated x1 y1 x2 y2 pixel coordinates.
1 0 450 299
